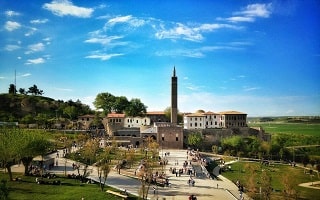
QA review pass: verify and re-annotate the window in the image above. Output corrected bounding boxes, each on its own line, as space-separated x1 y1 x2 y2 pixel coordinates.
162 137 164 141
176 137 178 141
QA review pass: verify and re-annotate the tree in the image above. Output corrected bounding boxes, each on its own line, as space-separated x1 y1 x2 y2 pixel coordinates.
0 180 9 200
187 133 203 149
93 92 116 114
260 170 272 200
27 84 44 96
97 162 111 191
138 137 159 200
125 98 147 117
8 84 16 94
19 88 27 95
63 105 77 120
281 172 299 200
164 107 183 123
114 96 129 113
0 128 21 181
19 130 52 175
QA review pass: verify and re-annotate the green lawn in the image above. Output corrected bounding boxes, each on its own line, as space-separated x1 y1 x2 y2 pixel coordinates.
249 122 320 136
222 161 320 200
0 172 137 200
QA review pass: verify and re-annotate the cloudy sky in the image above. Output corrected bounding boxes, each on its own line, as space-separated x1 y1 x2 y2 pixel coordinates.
0 0 319 116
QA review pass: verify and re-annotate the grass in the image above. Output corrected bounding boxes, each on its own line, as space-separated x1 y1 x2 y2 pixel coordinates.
251 123 320 136
0 172 137 200
222 161 320 200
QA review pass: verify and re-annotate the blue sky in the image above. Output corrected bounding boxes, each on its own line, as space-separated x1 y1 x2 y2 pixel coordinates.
0 0 319 116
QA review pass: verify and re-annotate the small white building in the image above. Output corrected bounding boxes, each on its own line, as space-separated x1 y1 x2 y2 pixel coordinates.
184 111 220 129
124 116 151 128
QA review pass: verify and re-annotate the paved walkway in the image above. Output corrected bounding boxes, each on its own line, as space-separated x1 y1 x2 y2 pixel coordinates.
88 149 245 200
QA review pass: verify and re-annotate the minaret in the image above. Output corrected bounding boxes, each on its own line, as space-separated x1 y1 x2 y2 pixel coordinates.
171 66 178 124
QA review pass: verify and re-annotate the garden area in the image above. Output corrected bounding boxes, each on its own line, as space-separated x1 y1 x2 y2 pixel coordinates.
0 172 137 200
221 160 320 200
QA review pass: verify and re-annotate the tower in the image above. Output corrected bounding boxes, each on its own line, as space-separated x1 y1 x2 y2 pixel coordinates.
171 66 178 124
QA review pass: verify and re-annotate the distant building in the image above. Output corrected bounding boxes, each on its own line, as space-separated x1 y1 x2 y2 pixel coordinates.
219 111 247 128
77 114 95 129
145 111 168 123
184 111 220 129
184 110 247 129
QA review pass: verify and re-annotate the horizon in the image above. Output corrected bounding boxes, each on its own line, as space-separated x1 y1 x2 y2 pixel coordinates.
1 1 319 117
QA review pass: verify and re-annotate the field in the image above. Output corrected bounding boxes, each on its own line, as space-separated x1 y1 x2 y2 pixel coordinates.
222 161 320 200
0 172 136 200
248 117 320 136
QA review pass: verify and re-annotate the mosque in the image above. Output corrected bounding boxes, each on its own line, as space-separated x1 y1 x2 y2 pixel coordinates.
77 67 269 150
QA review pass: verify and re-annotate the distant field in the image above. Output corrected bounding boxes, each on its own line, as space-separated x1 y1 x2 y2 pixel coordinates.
249 122 320 136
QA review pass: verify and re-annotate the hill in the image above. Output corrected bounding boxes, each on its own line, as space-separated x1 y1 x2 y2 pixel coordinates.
0 93 93 123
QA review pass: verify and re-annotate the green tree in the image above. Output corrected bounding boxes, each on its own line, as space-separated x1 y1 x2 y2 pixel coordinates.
260 170 272 200
164 107 183 123
94 92 116 115
18 88 26 95
187 133 203 149
0 180 9 200
19 130 52 175
114 96 129 113
63 105 77 120
27 84 44 96
138 137 159 200
8 84 16 94
125 98 147 117
0 128 23 180
221 136 244 156
97 163 111 191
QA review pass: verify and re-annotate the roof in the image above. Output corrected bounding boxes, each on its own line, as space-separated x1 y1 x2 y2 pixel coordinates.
218 111 247 115
107 113 125 118
185 111 219 117
146 111 165 115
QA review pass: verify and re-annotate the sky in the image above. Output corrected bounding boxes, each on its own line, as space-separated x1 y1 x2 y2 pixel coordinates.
0 0 319 117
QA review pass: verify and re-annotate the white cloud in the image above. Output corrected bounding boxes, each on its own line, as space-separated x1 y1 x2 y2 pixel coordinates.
218 3 272 23
30 19 49 24
108 15 132 25
5 10 20 17
25 27 37 37
85 53 123 61
43 0 94 18
104 15 146 30
4 21 21 31
156 45 243 58
20 73 31 77
155 22 241 42
243 86 260 92
25 58 45 65
84 35 124 45
235 3 272 18
4 44 20 51
53 87 73 92
222 16 255 23
25 43 45 54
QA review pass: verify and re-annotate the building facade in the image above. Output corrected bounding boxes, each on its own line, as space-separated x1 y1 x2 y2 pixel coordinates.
184 110 247 129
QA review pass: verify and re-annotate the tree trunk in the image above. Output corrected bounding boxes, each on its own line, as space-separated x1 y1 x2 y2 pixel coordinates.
5 164 13 181
21 157 33 175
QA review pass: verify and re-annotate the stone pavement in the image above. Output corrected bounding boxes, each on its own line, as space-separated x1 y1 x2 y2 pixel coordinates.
87 149 246 200
8 148 247 200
